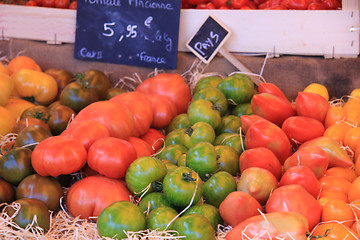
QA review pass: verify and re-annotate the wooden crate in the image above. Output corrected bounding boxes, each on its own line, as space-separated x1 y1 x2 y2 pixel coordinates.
0 3 359 58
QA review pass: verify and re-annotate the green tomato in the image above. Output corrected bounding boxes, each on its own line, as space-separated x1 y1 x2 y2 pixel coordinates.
156 144 188 165
20 105 49 124
203 171 237 208
186 142 218 180
216 115 242 135
182 122 215 149
125 157 167 197
172 214 215 240
146 206 178 231
163 166 203 209
215 145 240 176
215 133 245 156
164 129 186 146
77 69 111 100
176 153 187 167
0 147 34 185
97 201 145 239
14 125 52 150
166 113 191 134
187 99 221 131
217 73 255 105
6 198 50 231
192 86 228 116
105 87 126 100
161 159 178 174
182 204 223 230
232 102 253 117
193 75 223 93
47 103 76 135
138 192 174 214
0 179 15 204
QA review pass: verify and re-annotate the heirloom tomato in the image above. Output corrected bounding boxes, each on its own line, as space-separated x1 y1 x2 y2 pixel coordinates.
20 105 49 124
69 101 135 139
14 125 52 150
203 171 237 208
128 136 154 157
16 174 63 211
66 175 131 219
187 99 222 130
193 75 222 93
156 144 188 164
4 98 35 119
44 68 73 99
0 179 15 204
165 128 185 146
311 222 359 240
215 145 240 176
182 122 215 149
173 214 215 240
136 73 191 114
214 133 244 156
97 201 145 239
87 137 137 179
146 206 178 230
216 115 242 135
13 117 50 134
258 82 288 101
110 91 153 137
348 176 360 202
163 166 203 209
0 105 16 136
145 94 177 130
31 135 87 177
231 102 253 118
140 128 165 153
183 204 222 230
138 192 174 214
192 86 228 116
166 113 191 134
47 103 76 135
0 72 13 106
295 91 330 123
125 156 167 197
105 87 126 100
321 199 354 228
7 55 41 76
77 69 110 100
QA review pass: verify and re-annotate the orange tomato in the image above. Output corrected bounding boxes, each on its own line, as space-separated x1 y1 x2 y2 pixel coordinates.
351 221 360 236
321 199 354 227
349 199 360 220
344 127 360 154
323 122 353 145
356 144 360 163
350 88 360 99
7 56 41 76
0 62 9 75
348 176 360 202
0 106 17 136
324 106 346 129
319 175 352 195
344 97 360 126
325 166 357 183
311 222 360 240
318 189 348 207
4 98 35 119
356 155 360 176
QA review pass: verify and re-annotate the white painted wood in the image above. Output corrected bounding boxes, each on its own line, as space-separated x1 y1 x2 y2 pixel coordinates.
342 0 359 11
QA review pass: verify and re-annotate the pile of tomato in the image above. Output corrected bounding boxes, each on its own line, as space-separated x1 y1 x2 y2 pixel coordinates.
0 0 77 9
1 55 360 239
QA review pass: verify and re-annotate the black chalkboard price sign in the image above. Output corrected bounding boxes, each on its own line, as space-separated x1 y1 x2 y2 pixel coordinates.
186 16 231 64
74 0 181 69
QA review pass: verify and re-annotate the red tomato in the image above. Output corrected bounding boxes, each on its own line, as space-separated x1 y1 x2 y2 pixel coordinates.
257 82 288 101
136 73 191 115
239 147 282 180
324 106 346 129
110 92 153 137
295 92 330 123
42 0 55 7
307 1 327 9
322 0 341 9
187 0 208 5
245 119 292 164
68 0 77 9
219 191 262 227
61 119 110 150
87 137 137 179
31 136 87 177
25 1 38 6
265 184 322 230
66 175 131 219
251 93 296 126
140 128 165 153
33 0 43 5
128 136 154 158
55 0 69 8
212 0 230 8
283 0 310 9
240 114 267 134
196 2 216 8
69 101 135 139
230 0 249 8
145 94 177 129
281 116 325 147
279 165 321 198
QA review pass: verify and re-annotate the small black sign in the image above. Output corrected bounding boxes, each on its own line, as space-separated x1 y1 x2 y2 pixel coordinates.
186 16 231 64
74 0 181 69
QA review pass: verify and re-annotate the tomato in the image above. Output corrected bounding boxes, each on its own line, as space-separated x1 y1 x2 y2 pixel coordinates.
231 102 252 118
219 191 262 227
44 68 73 99
136 73 191 114
105 87 125 100
31 135 87 177
295 91 330 123
97 201 145 239
186 142 218 180
140 128 165 153
245 119 292 164
258 82 288 101
300 136 353 168
187 99 222 130
212 0 231 8
283 145 328 179
344 127 360 154
87 137 137 179
193 75 222 93
280 165 321 198
156 144 188 164
282 116 325 147
240 114 267 134
47 103 76 135
216 115 242 135
146 206 178 230
311 222 359 240
66 175 131 219
55 0 69 7
138 192 174 214
42 0 55 7
166 113 191 134
0 105 17 136
183 204 222 230
14 125 52 150
347 176 360 202
165 128 185 146
215 145 240 176
68 0 77 8
193 86 228 116
187 0 208 5
214 133 244 156
318 188 348 207
0 179 15 204
322 0 341 9
0 147 34 185
265 184 322 230
110 91 153 137
16 174 63 211
0 62 8 75
75 69 110 100
225 211 309 240
145 94 177 129
163 166 203 209
173 214 215 240
182 122 215 149
323 122 353 144
162 159 178 173
125 156 167 197
59 81 99 113
321 199 354 227
68 101 135 139
238 167 278 205
20 105 49 124
0 72 14 106
13 117 51 134
230 0 249 8
282 0 310 9
7 56 41 76
251 92 296 126
325 166 357 183
4 98 35 120
324 106 346 128
128 136 154 157
203 171 237 208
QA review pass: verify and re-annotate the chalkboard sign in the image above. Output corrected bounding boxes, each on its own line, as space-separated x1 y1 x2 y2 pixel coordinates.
186 16 231 64
74 0 181 69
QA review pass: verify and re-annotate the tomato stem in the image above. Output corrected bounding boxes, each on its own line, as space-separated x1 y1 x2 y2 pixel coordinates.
184 127 193 136
151 180 163 192
182 172 197 182
22 96 36 103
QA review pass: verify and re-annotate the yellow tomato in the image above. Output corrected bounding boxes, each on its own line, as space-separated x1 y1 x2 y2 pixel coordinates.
350 88 360 99
0 106 16 136
0 62 9 75
11 69 58 105
343 97 360 126
0 72 14 106
303 83 329 101
5 98 35 120
7 56 41 76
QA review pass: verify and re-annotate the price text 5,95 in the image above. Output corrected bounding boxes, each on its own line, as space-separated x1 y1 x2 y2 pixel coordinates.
102 22 138 42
